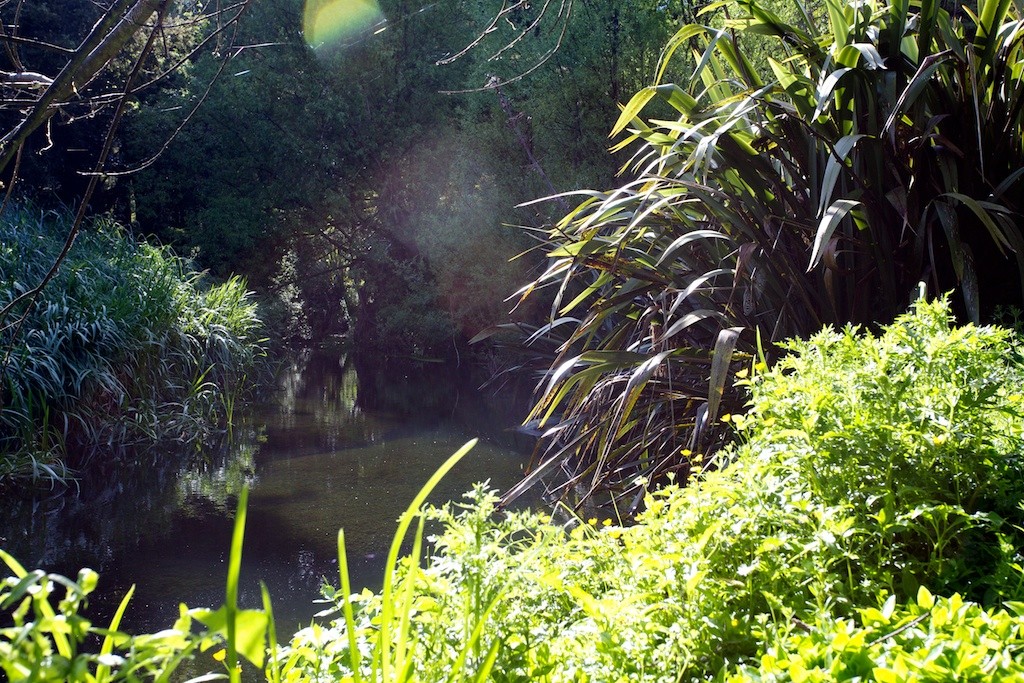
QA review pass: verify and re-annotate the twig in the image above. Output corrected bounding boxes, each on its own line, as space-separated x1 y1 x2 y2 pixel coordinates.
868 611 931 645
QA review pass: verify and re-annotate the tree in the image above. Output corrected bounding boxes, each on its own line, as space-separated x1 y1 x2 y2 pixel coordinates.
117 0 695 356
0 0 254 340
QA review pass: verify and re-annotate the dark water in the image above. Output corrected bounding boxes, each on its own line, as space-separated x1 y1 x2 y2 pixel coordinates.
0 350 535 636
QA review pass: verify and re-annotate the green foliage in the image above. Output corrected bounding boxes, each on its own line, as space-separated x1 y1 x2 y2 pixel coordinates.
121 0 694 351
0 482 279 682
3 301 1024 680
735 298 1024 602
725 591 1024 681
280 299 1024 681
0 0 220 200
513 0 1024 503
0 205 266 486
273 441 506 682
0 548 203 682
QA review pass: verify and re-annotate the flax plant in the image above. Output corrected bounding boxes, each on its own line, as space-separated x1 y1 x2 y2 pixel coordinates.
509 0 1024 506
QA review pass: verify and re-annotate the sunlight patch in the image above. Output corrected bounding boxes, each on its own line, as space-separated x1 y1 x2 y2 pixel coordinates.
303 0 385 50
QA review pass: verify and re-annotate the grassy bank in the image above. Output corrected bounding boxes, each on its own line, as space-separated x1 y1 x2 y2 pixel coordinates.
0 204 265 487
3 298 1023 681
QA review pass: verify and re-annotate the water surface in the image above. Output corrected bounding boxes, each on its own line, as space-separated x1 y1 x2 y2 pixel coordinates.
0 350 533 635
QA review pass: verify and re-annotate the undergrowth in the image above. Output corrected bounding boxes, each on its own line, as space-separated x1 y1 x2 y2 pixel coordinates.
3 298 1023 681
275 298 1024 681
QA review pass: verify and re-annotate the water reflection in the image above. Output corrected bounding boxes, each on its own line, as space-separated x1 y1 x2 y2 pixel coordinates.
0 350 532 635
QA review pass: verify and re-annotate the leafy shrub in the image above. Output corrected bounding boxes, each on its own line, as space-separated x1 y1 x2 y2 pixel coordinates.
739 298 1024 602
0 548 203 682
725 590 1024 682
280 299 1024 681
0 204 266 486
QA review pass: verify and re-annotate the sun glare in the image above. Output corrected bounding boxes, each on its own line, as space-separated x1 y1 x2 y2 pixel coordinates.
303 0 385 49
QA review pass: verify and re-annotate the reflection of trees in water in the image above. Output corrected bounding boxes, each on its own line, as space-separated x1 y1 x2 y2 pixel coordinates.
0 433 247 573
275 349 357 420
352 352 527 440
0 350 530 632
175 438 259 515
263 350 384 454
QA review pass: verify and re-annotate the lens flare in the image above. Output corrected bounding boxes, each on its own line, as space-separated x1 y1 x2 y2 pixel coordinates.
303 0 384 49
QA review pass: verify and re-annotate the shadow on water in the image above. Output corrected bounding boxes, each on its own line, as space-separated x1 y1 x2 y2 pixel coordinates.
0 350 536 636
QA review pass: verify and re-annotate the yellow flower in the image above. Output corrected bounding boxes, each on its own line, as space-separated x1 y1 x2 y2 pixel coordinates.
212 650 226 662
602 518 612 527
587 517 599 526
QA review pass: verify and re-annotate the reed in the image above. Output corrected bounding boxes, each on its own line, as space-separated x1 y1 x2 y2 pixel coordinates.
0 203 266 487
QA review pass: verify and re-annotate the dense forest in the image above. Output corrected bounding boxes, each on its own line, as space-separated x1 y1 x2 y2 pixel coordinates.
4 0 688 354
4 0 1024 680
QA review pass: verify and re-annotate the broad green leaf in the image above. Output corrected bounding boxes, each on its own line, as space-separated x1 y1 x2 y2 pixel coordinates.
657 230 733 267
813 67 853 121
658 24 708 84
656 83 700 116
818 134 866 217
882 54 952 135
95 586 134 683
707 327 744 424
614 350 674 440
940 192 1013 254
192 606 269 668
917 585 935 609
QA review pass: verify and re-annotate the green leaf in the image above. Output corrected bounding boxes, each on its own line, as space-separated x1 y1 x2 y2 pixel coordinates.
95 586 134 683
809 200 861 271
940 192 1013 255
611 88 657 138
192 606 269 668
818 134 866 218
707 327 744 424
917 585 935 609
657 24 708 84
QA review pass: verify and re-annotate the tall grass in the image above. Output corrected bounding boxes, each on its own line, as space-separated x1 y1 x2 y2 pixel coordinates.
0 203 266 487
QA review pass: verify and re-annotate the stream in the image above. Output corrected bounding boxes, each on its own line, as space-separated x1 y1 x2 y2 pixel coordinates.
0 350 535 636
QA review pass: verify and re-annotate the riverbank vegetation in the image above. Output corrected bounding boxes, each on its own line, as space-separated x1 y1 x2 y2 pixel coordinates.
508 0 1024 506
0 205 265 488
3 0 1024 678
4 300 1024 680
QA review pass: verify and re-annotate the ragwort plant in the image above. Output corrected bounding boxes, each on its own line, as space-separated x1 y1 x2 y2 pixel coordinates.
724 590 1024 681
740 297 1024 601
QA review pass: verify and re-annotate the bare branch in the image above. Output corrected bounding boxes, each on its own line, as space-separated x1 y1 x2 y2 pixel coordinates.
129 8 265 94
0 0 168 176
440 2 572 95
436 1 531 66
0 3 166 337
0 34 75 55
